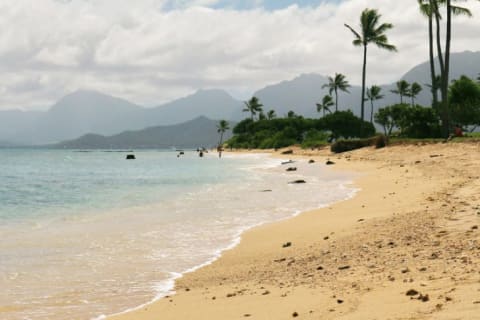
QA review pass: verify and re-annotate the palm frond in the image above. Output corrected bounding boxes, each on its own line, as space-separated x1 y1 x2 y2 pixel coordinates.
374 41 397 52
344 23 362 43
353 39 363 46
418 0 433 17
375 23 394 35
451 5 472 17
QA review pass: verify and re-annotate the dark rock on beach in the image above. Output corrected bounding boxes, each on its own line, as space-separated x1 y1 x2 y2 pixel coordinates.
289 180 306 184
126 154 136 160
286 167 297 172
406 289 419 296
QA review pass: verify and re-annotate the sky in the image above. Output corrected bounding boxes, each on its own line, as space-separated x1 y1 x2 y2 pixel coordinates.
0 0 479 110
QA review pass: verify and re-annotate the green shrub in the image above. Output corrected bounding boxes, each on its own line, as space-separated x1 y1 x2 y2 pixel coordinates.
449 75 480 128
375 104 441 138
331 139 371 153
301 129 329 148
330 135 387 153
403 105 442 138
320 110 375 139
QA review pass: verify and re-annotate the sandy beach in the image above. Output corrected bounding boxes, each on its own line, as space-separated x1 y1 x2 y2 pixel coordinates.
110 142 480 320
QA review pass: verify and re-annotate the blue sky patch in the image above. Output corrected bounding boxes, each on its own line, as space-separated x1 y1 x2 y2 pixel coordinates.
162 0 341 11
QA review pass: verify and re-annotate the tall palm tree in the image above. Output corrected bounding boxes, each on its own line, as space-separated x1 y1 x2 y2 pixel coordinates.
366 85 384 123
418 0 472 135
345 8 396 121
390 80 410 104
322 73 351 112
267 110 276 120
409 82 423 106
430 0 471 98
441 0 473 136
316 95 334 117
418 0 439 107
242 97 263 120
217 120 230 147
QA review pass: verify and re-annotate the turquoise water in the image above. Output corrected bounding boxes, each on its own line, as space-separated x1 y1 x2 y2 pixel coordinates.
0 149 356 320
0 149 247 221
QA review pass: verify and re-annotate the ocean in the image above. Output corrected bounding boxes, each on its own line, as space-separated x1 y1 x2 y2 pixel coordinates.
0 149 356 319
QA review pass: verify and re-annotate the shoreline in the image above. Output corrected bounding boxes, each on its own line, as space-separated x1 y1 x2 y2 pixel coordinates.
111 143 480 320
102 152 358 319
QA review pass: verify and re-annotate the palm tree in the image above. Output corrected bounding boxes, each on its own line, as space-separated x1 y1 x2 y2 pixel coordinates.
366 85 384 123
322 73 351 112
390 80 410 104
418 0 472 135
242 97 263 120
217 120 230 147
441 0 473 136
409 82 423 106
267 110 276 120
316 95 334 117
345 8 396 121
418 0 439 107
287 110 297 119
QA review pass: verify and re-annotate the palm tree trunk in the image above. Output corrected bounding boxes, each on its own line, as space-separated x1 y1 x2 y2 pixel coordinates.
335 88 339 112
428 2 438 107
370 99 374 123
219 132 224 147
442 0 452 137
400 94 403 104
411 95 414 106
361 44 367 121
433 1 445 77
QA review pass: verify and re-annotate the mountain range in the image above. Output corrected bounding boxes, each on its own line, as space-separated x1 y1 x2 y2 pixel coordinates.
0 89 241 145
53 116 231 149
254 50 480 119
1 50 479 146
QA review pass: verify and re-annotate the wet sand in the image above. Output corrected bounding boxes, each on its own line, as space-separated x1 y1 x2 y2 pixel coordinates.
111 142 480 320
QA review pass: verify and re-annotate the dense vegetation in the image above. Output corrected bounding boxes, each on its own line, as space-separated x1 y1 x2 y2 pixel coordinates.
227 111 375 149
225 74 480 150
224 2 480 150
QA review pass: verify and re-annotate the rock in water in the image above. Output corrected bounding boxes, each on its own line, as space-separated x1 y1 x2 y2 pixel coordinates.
126 154 136 160
326 160 335 165
286 167 297 172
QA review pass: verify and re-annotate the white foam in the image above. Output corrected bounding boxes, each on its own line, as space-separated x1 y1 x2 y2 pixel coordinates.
93 157 360 320
4 153 359 320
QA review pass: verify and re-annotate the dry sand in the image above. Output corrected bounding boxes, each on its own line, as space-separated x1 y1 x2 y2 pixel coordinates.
110 142 480 320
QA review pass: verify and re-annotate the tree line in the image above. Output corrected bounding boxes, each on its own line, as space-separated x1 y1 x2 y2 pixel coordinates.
216 2 480 148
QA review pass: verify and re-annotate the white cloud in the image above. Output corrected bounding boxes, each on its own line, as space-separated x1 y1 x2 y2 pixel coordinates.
0 0 479 110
